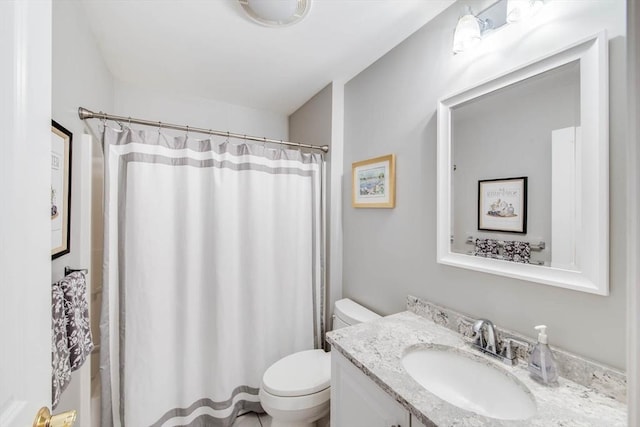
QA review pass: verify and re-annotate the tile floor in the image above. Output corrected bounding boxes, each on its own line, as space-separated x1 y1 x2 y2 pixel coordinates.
232 411 330 427
232 412 272 427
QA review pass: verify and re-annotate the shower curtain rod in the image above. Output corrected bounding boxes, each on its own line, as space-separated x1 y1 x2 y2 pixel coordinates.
77 107 330 153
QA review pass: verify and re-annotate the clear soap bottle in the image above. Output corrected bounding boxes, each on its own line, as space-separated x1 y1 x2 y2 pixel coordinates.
528 325 558 385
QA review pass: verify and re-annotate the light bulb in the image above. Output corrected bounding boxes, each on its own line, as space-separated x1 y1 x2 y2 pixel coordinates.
453 14 482 54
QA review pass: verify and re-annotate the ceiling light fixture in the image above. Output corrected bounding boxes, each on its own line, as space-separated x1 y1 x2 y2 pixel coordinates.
238 0 311 27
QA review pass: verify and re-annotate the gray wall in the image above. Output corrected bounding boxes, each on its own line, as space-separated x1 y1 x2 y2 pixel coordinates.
289 84 335 335
452 62 581 265
52 0 114 281
343 1 627 369
53 0 115 423
290 84 333 149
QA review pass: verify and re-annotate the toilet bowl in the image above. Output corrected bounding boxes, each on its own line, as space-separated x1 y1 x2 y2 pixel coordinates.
259 298 380 427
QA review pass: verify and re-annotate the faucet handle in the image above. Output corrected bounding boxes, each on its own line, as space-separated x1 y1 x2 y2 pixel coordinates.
500 338 530 364
501 338 515 360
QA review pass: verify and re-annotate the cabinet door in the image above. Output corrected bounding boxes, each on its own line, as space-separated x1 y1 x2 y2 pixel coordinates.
331 351 410 427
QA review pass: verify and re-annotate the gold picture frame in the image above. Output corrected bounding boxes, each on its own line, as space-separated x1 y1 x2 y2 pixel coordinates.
352 154 396 208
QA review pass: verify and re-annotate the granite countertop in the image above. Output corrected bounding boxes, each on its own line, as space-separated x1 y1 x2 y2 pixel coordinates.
326 311 627 427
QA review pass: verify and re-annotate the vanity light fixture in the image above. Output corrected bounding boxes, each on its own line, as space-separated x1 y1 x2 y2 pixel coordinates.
238 0 311 27
506 0 546 23
452 0 549 54
452 12 482 54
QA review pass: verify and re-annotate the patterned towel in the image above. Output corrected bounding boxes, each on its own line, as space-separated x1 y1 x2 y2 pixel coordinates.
503 241 531 263
51 271 94 408
61 272 94 370
52 280 71 409
474 238 499 258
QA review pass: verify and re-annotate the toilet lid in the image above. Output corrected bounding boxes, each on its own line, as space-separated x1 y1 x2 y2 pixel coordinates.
262 349 331 397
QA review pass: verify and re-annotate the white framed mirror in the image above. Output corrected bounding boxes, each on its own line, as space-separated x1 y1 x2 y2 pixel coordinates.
437 32 609 295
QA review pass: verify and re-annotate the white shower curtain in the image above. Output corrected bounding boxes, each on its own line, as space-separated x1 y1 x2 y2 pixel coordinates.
99 126 324 427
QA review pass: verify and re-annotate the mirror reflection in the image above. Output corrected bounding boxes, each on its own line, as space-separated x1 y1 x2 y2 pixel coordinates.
450 61 581 269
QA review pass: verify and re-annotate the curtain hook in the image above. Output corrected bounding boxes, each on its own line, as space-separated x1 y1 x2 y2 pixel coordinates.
157 121 162 135
263 137 267 148
185 125 189 139
128 116 132 128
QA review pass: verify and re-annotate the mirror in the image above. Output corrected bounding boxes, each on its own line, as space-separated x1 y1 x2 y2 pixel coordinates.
437 32 609 295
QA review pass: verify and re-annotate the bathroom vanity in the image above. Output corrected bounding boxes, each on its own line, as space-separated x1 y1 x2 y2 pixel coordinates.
331 350 413 427
326 298 626 427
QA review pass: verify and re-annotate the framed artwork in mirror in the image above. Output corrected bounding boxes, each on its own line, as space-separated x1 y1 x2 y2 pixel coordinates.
51 120 72 259
352 154 396 208
478 177 527 233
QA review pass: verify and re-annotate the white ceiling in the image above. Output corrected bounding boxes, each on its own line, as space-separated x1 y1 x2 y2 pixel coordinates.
80 0 455 115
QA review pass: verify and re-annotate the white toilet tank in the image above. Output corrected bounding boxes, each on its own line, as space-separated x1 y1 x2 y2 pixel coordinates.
332 298 381 330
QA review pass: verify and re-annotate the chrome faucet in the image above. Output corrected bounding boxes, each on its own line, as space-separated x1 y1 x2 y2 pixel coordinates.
470 318 525 366
473 319 497 353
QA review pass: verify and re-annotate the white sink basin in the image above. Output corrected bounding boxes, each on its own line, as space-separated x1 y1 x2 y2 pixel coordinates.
402 346 536 420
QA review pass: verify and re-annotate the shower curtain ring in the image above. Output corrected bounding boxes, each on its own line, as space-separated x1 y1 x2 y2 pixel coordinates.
157 121 162 135
185 125 190 139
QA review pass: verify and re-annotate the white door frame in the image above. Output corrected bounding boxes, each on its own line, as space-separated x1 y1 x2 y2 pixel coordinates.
627 1 640 425
0 1 53 425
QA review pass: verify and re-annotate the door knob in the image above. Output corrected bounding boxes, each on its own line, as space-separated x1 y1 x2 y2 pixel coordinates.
33 407 77 427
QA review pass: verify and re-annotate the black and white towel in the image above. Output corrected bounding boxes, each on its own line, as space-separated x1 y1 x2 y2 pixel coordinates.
474 238 499 258
52 280 71 409
503 241 531 263
51 272 94 408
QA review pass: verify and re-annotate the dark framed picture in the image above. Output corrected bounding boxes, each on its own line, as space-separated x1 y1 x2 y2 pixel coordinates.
478 177 527 234
51 120 72 259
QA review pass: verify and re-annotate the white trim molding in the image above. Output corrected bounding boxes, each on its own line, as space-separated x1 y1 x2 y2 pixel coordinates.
627 0 639 424
437 32 609 295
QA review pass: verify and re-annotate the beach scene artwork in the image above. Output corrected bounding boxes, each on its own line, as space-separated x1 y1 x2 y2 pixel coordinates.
352 154 395 208
358 166 386 197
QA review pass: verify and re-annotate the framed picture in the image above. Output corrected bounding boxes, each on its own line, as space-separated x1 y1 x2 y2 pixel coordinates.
352 154 396 208
478 177 527 234
51 120 72 259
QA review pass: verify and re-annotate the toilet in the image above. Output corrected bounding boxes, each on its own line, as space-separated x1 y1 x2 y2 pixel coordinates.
259 298 381 427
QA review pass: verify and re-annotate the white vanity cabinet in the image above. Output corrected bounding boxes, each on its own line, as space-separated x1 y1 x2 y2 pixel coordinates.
331 350 419 427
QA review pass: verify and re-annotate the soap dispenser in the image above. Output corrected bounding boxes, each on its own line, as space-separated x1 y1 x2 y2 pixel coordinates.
528 325 558 385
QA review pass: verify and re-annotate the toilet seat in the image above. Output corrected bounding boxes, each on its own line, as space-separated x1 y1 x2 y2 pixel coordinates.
259 386 330 412
262 349 330 397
